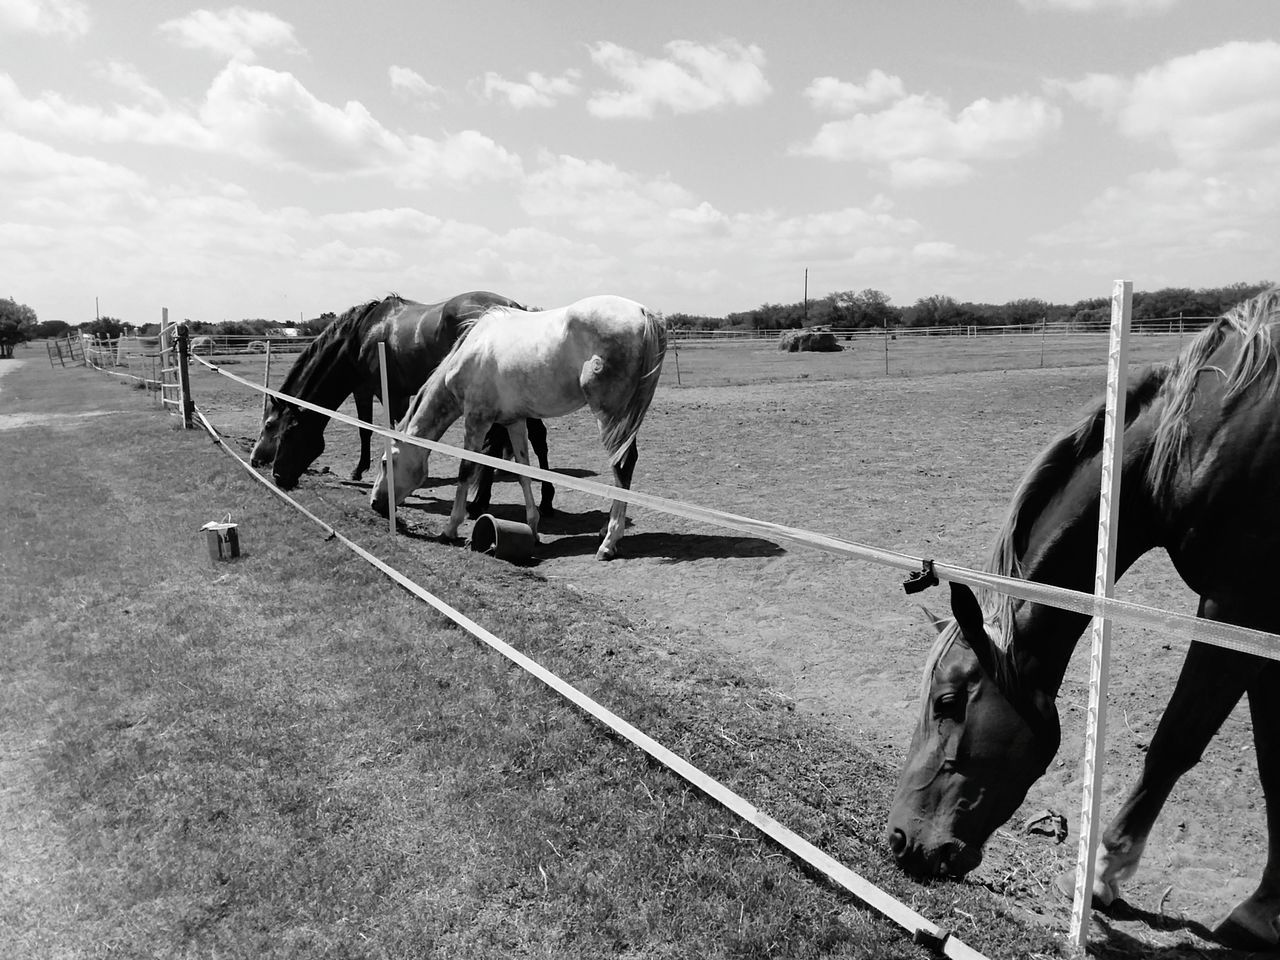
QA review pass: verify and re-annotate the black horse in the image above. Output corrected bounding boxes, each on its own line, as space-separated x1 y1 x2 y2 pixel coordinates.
249 292 555 515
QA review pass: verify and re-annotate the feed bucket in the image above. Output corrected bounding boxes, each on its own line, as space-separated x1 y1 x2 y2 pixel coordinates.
468 513 536 563
201 519 240 562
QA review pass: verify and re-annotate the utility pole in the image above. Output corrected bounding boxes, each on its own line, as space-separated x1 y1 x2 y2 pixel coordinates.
803 269 808 325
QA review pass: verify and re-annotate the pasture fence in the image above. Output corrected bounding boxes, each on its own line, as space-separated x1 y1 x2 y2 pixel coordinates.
74 299 1280 954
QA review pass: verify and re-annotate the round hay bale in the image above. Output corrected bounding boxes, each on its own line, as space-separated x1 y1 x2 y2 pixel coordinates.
778 329 843 352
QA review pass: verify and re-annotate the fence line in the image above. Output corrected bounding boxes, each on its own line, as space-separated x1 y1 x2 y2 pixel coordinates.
189 402 988 960
192 353 1280 664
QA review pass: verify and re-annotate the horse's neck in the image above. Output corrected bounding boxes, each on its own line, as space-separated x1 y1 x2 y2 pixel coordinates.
1010 418 1164 694
287 339 356 409
404 378 461 441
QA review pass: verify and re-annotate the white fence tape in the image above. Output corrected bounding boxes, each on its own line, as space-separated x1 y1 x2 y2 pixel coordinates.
195 356 1280 662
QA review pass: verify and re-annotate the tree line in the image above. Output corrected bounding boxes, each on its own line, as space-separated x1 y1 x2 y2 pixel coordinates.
668 282 1275 333
2 282 1275 357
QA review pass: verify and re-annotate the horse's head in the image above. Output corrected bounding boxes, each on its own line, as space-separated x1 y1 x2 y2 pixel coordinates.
369 434 429 518
271 406 325 490
887 582 1060 879
249 397 285 468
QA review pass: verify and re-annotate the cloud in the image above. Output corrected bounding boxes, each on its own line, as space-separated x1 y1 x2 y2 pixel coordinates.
1039 41 1280 270
0 0 88 38
0 71 215 147
1056 40 1280 169
794 80 1062 187
389 65 442 102
0 64 522 188
586 39 770 118
521 152 723 236
94 60 166 106
1017 0 1178 12
158 6 304 61
478 69 580 109
803 70 905 113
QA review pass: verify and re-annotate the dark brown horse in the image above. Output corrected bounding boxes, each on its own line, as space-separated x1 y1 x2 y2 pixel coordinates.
888 287 1280 948
250 292 555 515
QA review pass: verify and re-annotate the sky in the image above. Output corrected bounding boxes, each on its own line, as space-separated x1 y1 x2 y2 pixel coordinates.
1 0 1276 326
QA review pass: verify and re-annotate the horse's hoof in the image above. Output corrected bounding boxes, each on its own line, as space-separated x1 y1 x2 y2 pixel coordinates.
595 546 616 561
438 532 465 546
1054 870 1121 913
349 470 365 482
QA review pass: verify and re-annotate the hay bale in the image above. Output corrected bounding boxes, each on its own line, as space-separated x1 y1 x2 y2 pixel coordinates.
778 329 843 352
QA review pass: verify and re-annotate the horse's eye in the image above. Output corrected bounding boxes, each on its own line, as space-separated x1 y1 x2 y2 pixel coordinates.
933 691 963 719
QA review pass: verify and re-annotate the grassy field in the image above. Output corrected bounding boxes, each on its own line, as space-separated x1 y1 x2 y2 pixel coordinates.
1 354 1071 959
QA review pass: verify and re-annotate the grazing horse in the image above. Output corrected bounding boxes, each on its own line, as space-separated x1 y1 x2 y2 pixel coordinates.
888 287 1280 948
249 292 555 515
370 295 666 561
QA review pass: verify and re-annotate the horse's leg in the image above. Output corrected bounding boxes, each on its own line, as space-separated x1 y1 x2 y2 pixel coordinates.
443 413 491 541
528 417 555 515
503 419 540 541
1086 603 1254 907
1214 660 1280 948
468 427 503 520
597 439 638 561
352 389 373 481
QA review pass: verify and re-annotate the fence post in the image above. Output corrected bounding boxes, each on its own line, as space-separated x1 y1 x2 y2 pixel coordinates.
262 340 274 419
176 322 194 429
882 325 889 376
377 341 397 535
1069 279 1133 949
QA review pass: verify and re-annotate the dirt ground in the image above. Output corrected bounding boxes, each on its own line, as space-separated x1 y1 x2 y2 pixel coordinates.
189 347 1272 954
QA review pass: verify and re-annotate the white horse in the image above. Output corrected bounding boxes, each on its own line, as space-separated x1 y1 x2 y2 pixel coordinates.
370 295 667 560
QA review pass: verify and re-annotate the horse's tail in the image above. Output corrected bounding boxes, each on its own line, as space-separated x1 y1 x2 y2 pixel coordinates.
600 305 668 466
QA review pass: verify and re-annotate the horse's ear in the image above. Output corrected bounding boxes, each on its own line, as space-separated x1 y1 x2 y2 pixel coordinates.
949 582 1003 679
919 605 949 634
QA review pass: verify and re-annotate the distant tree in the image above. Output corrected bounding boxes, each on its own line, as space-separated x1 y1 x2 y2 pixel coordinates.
908 294 967 328
33 319 70 338
298 311 336 336
1003 298 1050 327
84 315 125 341
847 288 897 329
0 297 37 358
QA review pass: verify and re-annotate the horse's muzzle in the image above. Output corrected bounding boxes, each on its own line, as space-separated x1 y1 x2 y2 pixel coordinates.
887 828 981 879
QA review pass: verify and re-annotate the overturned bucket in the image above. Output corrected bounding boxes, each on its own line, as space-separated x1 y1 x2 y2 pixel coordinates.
201 517 240 562
468 513 536 563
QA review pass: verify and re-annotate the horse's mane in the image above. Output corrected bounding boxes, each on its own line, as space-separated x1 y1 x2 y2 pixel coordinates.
278 296 403 403
1148 285 1280 490
969 285 1280 649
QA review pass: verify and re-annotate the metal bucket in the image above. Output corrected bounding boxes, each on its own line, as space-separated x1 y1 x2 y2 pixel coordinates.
468 513 536 563
201 519 240 562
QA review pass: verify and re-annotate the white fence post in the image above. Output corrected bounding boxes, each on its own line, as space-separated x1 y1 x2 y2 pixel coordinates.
377 341 397 535
1069 279 1133 947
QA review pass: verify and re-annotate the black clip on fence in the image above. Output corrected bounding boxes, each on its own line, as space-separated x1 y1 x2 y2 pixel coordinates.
902 558 939 595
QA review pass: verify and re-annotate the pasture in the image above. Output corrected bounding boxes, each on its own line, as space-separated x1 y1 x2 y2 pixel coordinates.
3 332 1260 958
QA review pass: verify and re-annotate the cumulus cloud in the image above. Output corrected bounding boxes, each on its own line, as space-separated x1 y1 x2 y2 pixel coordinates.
1017 0 1178 12
803 70 905 113
521 152 726 236
1055 40 1280 169
158 6 304 61
0 64 522 188
0 0 88 38
586 39 770 118
94 60 166 106
478 69 580 109
1039 40 1280 267
794 79 1062 188
389 65 442 102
